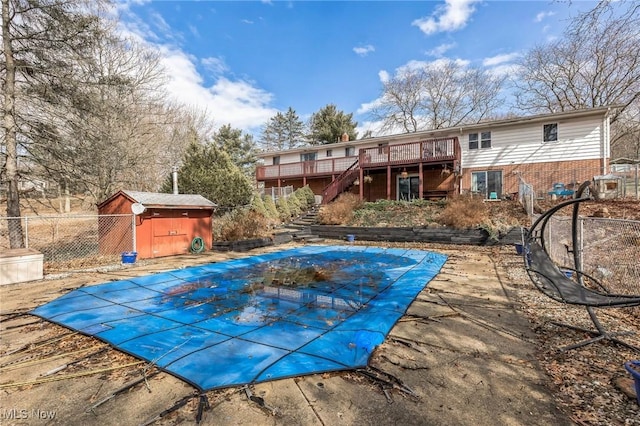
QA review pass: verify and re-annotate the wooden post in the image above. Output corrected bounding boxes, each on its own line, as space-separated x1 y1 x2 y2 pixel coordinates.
359 167 364 201
387 165 392 200
419 162 424 199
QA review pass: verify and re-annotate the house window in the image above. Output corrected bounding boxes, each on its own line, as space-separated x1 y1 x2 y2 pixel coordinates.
481 132 491 148
272 156 280 166
300 152 317 162
345 147 355 156
469 132 491 150
543 123 558 142
469 134 478 150
471 170 502 199
326 149 333 157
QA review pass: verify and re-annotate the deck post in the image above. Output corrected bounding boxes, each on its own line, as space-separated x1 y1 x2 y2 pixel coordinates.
419 163 424 199
387 165 392 200
359 167 364 201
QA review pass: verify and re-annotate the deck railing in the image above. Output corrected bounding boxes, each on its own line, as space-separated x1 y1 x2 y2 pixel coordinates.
256 137 460 181
321 158 359 204
359 137 458 168
256 156 357 180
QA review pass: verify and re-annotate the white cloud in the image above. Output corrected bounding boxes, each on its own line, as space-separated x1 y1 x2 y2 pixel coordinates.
487 63 522 78
241 19 254 24
115 5 279 134
378 70 390 83
355 119 386 137
150 11 173 37
412 0 480 35
357 98 382 115
534 10 555 23
158 47 277 132
397 58 469 75
188 24 199 38
482 52 520 67
201 56 229 76
426 42 456 57
353 44 375 57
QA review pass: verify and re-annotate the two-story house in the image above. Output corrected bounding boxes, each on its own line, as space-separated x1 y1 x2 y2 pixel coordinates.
256 106 615 203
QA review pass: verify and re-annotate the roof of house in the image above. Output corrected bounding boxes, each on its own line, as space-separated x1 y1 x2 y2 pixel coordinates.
98 190 216 209
258 106 618 158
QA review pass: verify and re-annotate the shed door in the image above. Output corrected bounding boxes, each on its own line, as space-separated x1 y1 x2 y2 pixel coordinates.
151 211 190 257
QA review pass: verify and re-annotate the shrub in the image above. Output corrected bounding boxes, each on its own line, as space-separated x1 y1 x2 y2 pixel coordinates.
263 195 279 220
250 193 267 216
287 194 303 217
299 185 316 206
214 208 270 241
276 196 292 222
439 194 489 229
318 193 363 225
293 188 310 210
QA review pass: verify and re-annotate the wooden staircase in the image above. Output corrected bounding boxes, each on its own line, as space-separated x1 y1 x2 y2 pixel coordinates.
321 158 359 204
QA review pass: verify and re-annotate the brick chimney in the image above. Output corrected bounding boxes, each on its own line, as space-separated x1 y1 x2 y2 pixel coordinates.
341 132 349 142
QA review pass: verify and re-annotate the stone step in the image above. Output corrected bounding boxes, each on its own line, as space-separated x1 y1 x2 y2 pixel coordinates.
305 237 325 243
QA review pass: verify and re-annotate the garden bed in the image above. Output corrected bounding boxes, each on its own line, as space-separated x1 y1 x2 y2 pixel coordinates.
310 225 523 246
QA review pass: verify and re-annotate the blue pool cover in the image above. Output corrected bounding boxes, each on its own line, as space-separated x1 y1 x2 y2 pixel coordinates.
32 245 447 391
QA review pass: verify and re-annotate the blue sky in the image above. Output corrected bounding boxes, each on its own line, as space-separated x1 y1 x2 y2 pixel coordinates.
117 0 599 137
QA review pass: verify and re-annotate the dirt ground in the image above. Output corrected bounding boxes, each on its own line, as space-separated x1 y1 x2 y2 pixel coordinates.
536 198 640 221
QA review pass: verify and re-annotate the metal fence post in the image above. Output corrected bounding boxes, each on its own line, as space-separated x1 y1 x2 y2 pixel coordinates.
24 217 29 249
578 217 584 272
635 163 640 200
132 214 137 253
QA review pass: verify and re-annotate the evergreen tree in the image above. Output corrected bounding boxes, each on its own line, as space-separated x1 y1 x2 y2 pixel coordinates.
212 124 258 177
283 107 307 149
263 194 279 220
276 196 291 222
250 193 267 216
163 142 253 208
308 104 358 145
260 107 306 151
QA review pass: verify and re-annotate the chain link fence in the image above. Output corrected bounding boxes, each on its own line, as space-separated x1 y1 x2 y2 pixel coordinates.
1 214 134 272
260 185 294 200
519 172 640 318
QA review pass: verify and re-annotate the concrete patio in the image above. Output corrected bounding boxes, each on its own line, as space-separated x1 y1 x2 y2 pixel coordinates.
0 243 570 425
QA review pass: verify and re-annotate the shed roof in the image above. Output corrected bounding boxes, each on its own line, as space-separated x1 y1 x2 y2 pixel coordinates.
98 190 216 209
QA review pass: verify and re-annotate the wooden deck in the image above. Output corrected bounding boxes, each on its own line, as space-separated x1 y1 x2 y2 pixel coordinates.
256 137 460 181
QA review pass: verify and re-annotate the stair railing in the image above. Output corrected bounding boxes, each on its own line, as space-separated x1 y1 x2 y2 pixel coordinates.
321 158 360 204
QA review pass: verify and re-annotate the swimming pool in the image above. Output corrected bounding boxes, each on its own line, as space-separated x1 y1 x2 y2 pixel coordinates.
32 245 447 391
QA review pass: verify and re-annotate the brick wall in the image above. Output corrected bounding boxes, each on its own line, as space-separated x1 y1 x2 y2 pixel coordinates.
461 159 605 198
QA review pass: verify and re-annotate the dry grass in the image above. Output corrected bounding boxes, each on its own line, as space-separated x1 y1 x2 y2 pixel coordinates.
317 193 364 225
438 194 490 229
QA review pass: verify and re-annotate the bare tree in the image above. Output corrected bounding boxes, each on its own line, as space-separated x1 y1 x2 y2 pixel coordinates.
1 0 105 247
27 26 170 203
513 1 640 157
369 60 506 134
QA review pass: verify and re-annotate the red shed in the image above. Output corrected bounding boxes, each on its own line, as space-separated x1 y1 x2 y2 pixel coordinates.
98 190 216 259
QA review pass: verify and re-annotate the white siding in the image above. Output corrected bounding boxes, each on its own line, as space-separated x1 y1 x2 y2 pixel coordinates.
260 111 609 168
462 116 604 169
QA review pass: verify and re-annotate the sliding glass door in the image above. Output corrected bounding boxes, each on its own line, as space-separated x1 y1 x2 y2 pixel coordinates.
471 170 502 199
398 176 420 201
